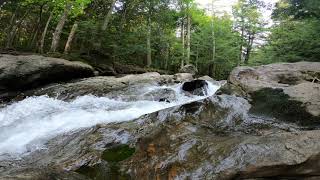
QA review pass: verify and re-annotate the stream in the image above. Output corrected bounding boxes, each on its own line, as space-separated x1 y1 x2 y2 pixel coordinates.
0 81 220 158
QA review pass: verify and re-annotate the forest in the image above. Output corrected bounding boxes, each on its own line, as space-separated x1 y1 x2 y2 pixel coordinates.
0 0 319 79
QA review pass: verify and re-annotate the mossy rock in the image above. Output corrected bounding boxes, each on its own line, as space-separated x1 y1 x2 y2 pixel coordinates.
249 88 320 127
102 144 135 162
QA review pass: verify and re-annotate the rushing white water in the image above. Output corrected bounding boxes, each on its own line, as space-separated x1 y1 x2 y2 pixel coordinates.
0 82 219 156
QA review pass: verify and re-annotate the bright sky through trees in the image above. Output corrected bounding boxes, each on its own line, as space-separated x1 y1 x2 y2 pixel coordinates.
196 0 279 25
196 0 278 18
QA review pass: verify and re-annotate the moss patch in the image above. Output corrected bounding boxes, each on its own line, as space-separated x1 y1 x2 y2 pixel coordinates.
102 145 135 162
249 88 320 127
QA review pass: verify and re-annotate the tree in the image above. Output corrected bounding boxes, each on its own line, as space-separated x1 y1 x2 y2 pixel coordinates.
64 21 78 53
40 12 53 53
50 0 92 52
50 1 72 52
0 0 242 79
254 0 320 64
233 0 265 64
209 0 216 76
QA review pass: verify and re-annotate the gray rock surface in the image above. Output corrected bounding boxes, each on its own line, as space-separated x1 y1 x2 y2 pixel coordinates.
26 72 194 101
0 54 94 101
179 64 198 75
1 60 320 179
228 62 320 125
1 95 320 179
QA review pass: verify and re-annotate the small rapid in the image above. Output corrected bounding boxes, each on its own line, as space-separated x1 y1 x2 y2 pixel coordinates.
0 81 219 157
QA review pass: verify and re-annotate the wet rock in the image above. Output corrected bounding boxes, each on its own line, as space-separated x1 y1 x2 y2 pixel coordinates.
20 72 190 101
179 64 198 75
173 73 194 83
182 80 208 96
0 54 94 101
95 64 117 76
142 88 177 102
228 62 320 125
1 95 320 179
25 72 165 100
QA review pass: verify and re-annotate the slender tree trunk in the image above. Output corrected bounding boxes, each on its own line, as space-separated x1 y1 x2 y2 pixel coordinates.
146 16 152 68
30 31 39 48
165 42 170 70
186 3 191 65
29 4 44 49
238 19 244 66
50 2 72 52
244 33 254 64
196 44 199 69
210 0 216 77
6 10 28 49
181 19 185 68
102 0 116 31
40 12 53 54
96 0 117 49
5 7 18 44
64 22 78 54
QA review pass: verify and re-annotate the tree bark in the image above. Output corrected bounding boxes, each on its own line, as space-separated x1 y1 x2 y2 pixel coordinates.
210 0 216 77
164 42 170 70
181 18 185 68
96 0 117 49
186 3 191 65
102 0 116 31
6 7 18 38
40 12 53 54
29 4 44 49
244 33 255 64
195 44 199 69
64 22 78 54
238 16 245 66
146 16 152 68
50 2 72 52
6 10 29 49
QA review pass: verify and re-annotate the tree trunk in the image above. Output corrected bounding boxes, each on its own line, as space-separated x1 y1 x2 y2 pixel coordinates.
96 0 117 49
186 3 191 65
102 0 116 31
195 44 199 69
181 19 185 68
5 7 18 46
64 22 78 54
238 18 245 66
29 4 44 49
164 42 170 70
40 12 53 54
244 33 254 64
6 10 29 49
146 16 152 68
211 0 216 77
50 2 72 52
208 63 214 77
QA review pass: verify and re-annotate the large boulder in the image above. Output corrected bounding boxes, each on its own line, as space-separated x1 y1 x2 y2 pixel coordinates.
179 64 198 75
228 62 320 126
2 95 320 179
0 54 94 100
182 80 208 96
21 72 194 101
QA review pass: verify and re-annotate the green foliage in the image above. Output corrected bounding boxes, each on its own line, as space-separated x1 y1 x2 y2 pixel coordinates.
0 0 267 79
254 0 320 65
232 0 266 64
273 0 320 20
102 144 135 162
254 19 320 64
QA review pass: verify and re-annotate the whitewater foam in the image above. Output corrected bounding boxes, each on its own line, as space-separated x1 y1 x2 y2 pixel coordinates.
0 82 219 156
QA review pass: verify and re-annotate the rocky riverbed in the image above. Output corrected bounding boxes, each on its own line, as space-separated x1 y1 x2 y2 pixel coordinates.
0 54 320 179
